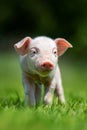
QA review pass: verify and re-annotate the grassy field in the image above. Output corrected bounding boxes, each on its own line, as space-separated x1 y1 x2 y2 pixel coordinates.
0 52 87 130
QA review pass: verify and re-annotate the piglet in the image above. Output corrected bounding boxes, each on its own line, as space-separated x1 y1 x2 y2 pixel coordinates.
14 36 72 106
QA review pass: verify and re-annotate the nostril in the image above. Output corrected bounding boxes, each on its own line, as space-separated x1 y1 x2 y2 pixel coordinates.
41 63 47 69
49 64 53 68
42 63 46 67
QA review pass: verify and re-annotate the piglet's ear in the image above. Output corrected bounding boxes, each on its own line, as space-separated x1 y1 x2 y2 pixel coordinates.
55 38 72 56
14 37 32 55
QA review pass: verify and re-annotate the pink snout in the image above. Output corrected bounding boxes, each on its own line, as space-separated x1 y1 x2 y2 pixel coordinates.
40 61 54 71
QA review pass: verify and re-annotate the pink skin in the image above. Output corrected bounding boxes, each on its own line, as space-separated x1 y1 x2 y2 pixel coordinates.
14 36 72 106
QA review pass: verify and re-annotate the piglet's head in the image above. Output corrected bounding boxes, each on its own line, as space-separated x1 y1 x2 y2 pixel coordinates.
14 36 72 75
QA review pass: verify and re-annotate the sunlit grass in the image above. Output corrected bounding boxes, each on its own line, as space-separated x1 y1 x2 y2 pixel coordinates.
0 52 87 130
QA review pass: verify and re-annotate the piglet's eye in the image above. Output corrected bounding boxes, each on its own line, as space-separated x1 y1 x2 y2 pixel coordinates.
52 48 57 57
29 47 39 57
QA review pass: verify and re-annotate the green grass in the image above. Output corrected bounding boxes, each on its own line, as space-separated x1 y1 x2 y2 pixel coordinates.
0 52 87 130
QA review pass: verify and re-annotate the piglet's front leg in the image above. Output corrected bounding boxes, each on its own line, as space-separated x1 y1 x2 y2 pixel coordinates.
55 67 65 104
44 78 56 105
22 75 36 106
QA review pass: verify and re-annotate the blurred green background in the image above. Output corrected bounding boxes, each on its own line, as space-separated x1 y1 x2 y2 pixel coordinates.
0 0 87 60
